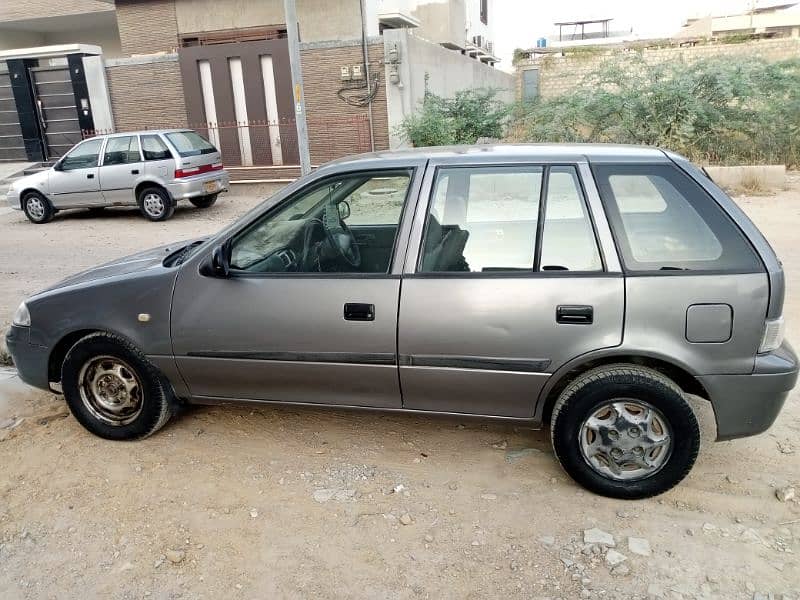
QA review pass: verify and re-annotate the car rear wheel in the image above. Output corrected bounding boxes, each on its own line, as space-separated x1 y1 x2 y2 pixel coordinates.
22 191 54 224
61 332 175 440
137 187 175 222
190 194 217 209
550 364 700 499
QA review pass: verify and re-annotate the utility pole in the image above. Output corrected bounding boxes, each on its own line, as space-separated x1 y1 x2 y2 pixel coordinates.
283 0 311 175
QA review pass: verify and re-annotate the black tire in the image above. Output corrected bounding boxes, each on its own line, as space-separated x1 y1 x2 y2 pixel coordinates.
61 332 175 440
137 186 175 222
550 364 700 499
190 194 218 209
22 191 54 224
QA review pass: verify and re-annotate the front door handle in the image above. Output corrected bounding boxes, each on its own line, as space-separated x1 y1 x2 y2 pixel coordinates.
556 305 593 324
344 303 375 321
87 173 95 179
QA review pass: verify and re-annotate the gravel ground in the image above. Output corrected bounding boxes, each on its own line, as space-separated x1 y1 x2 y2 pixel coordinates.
0 183 798 600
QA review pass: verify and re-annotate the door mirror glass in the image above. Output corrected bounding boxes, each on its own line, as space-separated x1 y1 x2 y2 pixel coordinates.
337 200 351 220
211 243 231 277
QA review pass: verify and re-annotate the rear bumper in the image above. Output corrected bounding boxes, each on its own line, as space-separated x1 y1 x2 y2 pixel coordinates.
699 342 798 441
166 171 230 200
4 325 50 391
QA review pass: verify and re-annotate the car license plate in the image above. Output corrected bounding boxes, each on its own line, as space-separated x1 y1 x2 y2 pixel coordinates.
203 180 219 193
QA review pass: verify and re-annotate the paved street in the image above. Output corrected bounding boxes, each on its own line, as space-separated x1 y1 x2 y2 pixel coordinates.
0 185 798 599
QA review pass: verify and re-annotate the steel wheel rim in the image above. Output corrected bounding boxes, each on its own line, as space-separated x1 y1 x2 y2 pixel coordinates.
579 399 673 482
142 193 165 218
78 356 144 426
26 197 45 220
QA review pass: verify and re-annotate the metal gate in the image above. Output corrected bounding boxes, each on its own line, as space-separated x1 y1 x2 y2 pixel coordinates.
0 72 27 162
30 66 82 159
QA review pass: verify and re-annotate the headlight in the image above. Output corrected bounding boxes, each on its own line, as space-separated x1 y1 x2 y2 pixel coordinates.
12 302 30 327
759 316 785 353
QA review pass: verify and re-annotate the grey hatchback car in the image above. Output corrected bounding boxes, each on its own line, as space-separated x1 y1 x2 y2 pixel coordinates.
6 145 796 498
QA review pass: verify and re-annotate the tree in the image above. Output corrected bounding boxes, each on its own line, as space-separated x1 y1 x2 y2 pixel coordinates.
397 88 510 147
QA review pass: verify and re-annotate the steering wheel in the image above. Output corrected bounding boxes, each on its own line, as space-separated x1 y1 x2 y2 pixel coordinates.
322 203 361 269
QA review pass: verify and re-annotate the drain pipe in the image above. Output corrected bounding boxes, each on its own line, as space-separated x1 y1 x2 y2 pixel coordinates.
359 0 376 152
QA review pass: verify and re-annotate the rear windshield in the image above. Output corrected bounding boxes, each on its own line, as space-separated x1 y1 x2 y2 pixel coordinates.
165 131 216 156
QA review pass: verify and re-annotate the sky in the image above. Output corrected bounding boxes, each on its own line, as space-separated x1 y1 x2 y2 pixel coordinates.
492 0 800 71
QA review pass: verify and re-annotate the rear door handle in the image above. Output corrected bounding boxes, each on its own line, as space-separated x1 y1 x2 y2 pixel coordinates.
344 303 375 321
131 169 139 175
556 305 593 324
86 173 95 179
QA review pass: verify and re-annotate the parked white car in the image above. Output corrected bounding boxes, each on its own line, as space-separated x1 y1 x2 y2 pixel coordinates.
6 129 230 223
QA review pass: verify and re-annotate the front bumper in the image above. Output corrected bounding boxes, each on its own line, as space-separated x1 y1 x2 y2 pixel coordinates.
6 188 20 210
166 171 230 201
5 325 50 391
699 342 798 441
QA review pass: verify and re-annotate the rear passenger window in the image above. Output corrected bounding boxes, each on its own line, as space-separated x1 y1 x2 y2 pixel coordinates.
141 135 171 161
540 167 602 271
421 166 542 272
420 165 602 273
593 164 761 272
103 136 140 165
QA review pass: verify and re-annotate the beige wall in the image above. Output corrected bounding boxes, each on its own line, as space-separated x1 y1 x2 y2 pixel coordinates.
517 37 800 100
174 0 363 43
116 0 179 55
0 0 112 23
411 0 466 46
43 28 124 59
0 30 46 50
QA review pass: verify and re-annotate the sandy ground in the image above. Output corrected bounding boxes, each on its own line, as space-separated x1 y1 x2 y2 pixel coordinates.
0 183 798 600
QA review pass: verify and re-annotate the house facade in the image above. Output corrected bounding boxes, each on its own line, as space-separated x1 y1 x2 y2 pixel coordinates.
0 0 513 171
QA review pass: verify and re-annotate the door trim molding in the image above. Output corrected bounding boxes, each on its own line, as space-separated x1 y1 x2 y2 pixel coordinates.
399 354 551 373
185 350 397 365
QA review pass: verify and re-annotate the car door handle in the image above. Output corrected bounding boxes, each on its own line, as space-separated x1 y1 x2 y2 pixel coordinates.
344 303 375 321
86 173 95 179
131 169 139 175
556 305 593 324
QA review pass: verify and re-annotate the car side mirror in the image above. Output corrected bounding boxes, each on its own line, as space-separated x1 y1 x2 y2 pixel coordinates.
210 241 231 277
53 160 63 172
337 200 351 220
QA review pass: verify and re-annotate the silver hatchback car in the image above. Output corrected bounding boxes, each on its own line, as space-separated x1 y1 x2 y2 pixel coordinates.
6 129 230 223
6 145 796 498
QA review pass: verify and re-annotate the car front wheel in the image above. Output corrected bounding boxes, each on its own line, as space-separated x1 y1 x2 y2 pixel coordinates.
550 364 700 499
22 191 54 224
137 187 175 222
190 193 217 209
61 332 175 440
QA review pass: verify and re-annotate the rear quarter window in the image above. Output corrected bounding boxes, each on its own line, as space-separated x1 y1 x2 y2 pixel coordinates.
592 163 762 273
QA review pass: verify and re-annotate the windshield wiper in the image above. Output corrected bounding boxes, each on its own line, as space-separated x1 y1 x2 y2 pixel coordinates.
167 240 205 267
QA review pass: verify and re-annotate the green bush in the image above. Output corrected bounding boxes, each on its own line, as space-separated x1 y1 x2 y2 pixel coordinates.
510 56 800 166
397 88 510 147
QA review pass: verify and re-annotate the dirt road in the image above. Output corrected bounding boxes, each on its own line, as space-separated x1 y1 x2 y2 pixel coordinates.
0 186 798 599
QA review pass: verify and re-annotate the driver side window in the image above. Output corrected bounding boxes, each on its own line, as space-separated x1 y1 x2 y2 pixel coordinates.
60 138 103 171
230 170 412 274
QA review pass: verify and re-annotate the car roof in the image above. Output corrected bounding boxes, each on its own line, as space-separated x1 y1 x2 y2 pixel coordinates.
98 129 190 138
324 143 672 168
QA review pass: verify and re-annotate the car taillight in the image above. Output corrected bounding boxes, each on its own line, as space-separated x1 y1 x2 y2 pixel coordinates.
174 163 223 178
759 316 785 353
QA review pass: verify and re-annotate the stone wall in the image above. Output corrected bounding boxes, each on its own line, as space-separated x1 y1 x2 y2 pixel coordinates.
517 37 800 100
